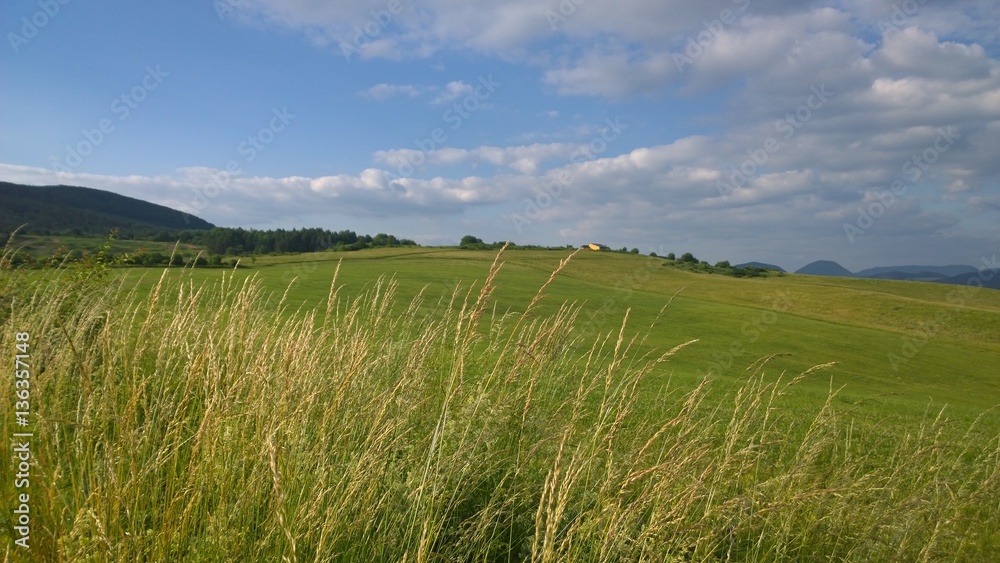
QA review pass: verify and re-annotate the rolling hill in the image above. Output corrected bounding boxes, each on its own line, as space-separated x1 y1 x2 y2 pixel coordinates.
0 182 214 236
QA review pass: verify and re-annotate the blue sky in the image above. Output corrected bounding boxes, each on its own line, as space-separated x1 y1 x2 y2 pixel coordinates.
2 0 999 271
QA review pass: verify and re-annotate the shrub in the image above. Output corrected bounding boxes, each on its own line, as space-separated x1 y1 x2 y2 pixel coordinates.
460 235 484 247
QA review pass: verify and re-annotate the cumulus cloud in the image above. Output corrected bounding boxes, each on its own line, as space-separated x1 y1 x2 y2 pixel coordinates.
542 48 680 98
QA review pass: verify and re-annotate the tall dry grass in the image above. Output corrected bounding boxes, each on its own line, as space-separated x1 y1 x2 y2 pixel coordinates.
1 246 998 561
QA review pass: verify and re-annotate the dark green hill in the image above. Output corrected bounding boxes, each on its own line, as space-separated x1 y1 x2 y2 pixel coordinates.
0 182 214 236
795 260 853 277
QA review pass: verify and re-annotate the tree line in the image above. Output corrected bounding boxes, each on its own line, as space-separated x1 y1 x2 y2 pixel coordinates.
189 227 417 255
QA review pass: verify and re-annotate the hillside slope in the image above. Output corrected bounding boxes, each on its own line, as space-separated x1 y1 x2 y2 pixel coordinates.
0 182 214 236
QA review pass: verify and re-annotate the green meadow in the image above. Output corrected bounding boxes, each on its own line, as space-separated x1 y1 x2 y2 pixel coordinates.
2 246 999 560
128 247 1000 413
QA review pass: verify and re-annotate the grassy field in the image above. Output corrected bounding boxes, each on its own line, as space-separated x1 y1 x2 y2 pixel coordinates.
2 245 999 560
120 247 1000 414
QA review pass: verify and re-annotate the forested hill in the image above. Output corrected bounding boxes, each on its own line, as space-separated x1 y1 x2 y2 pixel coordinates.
0 182 214 236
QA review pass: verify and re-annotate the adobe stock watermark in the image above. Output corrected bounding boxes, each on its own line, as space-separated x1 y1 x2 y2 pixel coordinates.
716 84 832 200
213 0 244 19
387 74 500 179
545 0 588 30
49 65 169 172
511 116 628 233
705 289 794 375
340 0 408 62
876 0 928 43
842 126 959 243
188 107 296 213
673 0 750 72
887 255 998 373
7 0 71 53
214 0 409 63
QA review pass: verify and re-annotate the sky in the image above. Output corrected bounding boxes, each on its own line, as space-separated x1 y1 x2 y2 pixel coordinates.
1 0 999 271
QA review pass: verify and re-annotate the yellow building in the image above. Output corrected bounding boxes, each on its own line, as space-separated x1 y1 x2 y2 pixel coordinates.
587 243 609 251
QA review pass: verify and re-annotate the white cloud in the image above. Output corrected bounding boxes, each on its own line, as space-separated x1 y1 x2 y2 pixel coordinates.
361 83 428 100
360 80 479 104
542 47 680 98
373 143 586 174
229 0 1000 107
430 81 473 104
876 27 992 80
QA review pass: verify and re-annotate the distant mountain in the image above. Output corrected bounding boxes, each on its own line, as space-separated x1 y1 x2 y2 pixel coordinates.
867 271 949 282
795 260 853 277
0 182 214 236
791 259 998 290
934 270 1000 290
856 265 976 278
735 261 786 272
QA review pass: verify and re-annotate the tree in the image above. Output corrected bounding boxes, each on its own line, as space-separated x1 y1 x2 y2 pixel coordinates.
141 252 165 266
460 235 484 247
666 253 675 260
630 248 639 254
649 251 658 257
715 260 731 268
680 252 697 263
